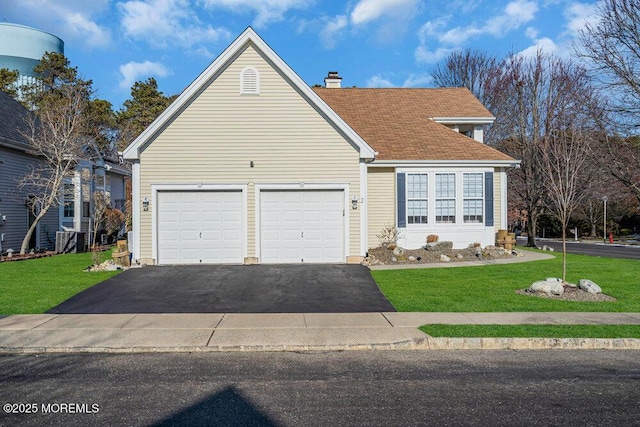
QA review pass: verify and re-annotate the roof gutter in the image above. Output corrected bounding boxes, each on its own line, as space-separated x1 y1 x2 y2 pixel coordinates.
431 117 495 125
368 159 521 168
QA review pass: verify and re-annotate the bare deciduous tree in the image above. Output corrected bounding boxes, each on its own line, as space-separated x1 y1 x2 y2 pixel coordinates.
17 83 88 254
431 49 498 106
486 51 598 248
577 0 640 202
539 127 594 282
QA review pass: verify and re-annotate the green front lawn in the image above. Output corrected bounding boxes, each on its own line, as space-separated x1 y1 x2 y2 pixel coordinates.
372 250 640 312
0 251 120 314
420 324 640 338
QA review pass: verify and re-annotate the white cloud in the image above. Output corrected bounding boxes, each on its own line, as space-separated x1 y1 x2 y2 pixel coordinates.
350 0 419 25
402 73 433 87
118 60 171 89
441 0 538 45
320 15 348 49
563 1 600 38
525 26 539 40
199 0 313 28
0 0 111 48
118 0 229 50
366 75 396 88
415 46 453 64
517 37 558 58
66 12 111 47
415 0 539 63
364 72 433 88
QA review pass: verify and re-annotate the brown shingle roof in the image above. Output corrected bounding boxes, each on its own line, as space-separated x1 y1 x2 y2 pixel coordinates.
313 87 515 162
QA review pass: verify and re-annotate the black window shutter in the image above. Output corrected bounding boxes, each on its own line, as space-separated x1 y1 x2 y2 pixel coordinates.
485 171 494 227
397 173 406 228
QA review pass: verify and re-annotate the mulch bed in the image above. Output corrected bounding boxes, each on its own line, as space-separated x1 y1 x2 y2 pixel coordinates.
363 245 519 266
515 285 617 302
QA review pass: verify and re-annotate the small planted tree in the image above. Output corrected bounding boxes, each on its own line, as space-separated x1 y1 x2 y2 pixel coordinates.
90 190 110 265
539 128 594 282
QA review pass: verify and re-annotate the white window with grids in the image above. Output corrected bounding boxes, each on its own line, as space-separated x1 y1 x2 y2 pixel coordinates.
463 173 484 223
435 173 456 223
63 181 74 218
407 174 428 224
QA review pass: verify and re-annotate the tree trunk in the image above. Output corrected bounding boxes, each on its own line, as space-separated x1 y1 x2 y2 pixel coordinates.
20 206 49 255
561 226 567 284
525 211 538 247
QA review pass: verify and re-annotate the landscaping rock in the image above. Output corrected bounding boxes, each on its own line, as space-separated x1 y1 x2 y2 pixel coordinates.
426 234 439 243
528 279 564 296
392 246 406 256
579 279 602 294
440 254 451 262
408 255 416 261
426 241 453 252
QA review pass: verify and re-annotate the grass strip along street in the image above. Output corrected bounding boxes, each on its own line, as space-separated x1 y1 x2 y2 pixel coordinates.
0 250 120 314
420 324 640 338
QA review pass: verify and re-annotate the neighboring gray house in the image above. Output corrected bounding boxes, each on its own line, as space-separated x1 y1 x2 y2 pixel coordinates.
0 90 129 253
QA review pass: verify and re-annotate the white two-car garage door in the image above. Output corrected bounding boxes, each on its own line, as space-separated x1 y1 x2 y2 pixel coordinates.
260 190 344 263
157 191 243 264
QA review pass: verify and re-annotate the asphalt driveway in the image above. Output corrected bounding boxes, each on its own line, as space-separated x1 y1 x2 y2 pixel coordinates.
47 264 396 314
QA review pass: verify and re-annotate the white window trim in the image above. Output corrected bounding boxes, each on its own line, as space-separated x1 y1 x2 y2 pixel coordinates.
240 66 260 95
406 173 428 224
462 172 484 224
254 183 350 263
62 180 75 219
399 168 492 228
435 173 456 224
150 183 248 264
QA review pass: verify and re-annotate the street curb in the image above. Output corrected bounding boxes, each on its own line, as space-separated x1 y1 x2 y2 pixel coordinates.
1 337 639 353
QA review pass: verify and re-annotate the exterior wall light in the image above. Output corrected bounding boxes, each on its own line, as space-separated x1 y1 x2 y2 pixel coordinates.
351 196 358 210
143 197 149 212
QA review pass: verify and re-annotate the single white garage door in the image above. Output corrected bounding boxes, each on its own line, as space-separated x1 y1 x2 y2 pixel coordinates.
157 191 243 264
260 190 344 263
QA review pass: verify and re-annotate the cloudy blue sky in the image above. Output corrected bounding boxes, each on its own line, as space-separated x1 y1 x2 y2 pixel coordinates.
0 0 601 109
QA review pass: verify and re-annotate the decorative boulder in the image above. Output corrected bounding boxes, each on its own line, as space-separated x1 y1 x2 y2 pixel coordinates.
579 279 602 294
528 279 564 296
440 254 451 262
426 241 453 252
426 234 439 243
392 246 406 256
408 255 416 262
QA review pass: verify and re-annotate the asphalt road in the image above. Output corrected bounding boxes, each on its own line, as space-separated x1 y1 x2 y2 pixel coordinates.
519 237 640 260
1 350 639 426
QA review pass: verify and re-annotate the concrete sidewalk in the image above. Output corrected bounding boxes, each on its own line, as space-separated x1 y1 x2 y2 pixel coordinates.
1 312 639 353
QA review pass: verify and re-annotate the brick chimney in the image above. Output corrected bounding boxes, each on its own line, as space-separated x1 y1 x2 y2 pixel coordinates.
324 71 342 88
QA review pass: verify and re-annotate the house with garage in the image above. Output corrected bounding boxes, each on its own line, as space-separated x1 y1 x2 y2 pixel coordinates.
123 27 519 265
0 90 129 253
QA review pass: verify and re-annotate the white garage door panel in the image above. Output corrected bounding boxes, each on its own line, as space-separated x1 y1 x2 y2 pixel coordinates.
157 191 243 264
260 190 344 263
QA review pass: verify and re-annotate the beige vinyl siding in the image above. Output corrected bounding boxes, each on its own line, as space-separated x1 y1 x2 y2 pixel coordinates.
366 168 395 249
493 168 502 230
139 43 361 261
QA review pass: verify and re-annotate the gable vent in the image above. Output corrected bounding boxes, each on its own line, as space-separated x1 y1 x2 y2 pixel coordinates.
240 67 260 95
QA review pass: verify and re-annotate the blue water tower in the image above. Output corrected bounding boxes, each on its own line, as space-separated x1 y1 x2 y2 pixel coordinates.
0 23 64 87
